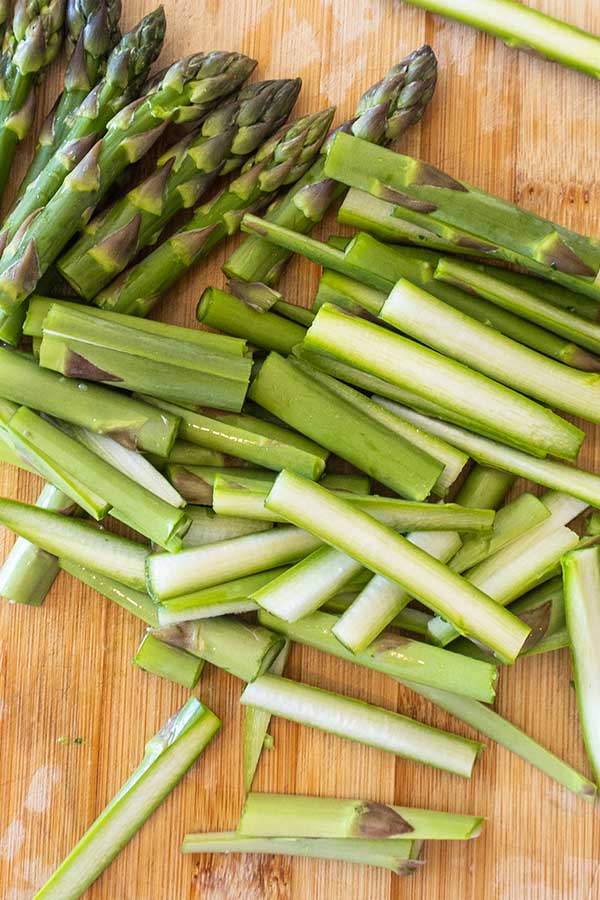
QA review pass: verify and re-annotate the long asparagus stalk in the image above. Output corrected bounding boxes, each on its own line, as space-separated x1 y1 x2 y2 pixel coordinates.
259 608 497 702
133 633 205 689
0 50 257 316
56 79 301 299
223 46 438 288
324 133 600 299
302 302 583 460
398 0 600 80
60 560 158 625
154 568 287 624
153 617 285 682
562 546 600 783
0 0 66 200
34 698 221 900
265 471 530 663
92 107 335 315
243 640 290 792
241 674 482 777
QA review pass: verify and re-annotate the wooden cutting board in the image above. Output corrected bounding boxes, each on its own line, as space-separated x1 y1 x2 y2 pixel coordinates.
1 1 600 897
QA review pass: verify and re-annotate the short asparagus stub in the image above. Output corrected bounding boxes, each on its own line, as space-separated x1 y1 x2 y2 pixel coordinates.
264 471 530 663
133 634 205 689
562 546 600 784
240 674 482 777
244 640 291 792
33 698 221 900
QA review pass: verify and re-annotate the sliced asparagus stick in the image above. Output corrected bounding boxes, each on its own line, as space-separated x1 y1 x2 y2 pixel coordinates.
239 792 483 841
170 467 272 506
60 560 159 626
323 594 433 637
259 608 497 702
153 617 284 682
320 473 371 494
244 640 291 792
133 633 205 689
197 287 306 354
241 674 482 777
181 506 272 549
401 681 596 801
265 471 530 663
34 698 220 900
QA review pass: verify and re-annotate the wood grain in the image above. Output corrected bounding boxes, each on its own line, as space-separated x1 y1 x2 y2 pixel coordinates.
1 1 600 898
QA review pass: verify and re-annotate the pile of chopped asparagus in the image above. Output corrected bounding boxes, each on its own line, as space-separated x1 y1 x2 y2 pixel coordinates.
0 1 598 897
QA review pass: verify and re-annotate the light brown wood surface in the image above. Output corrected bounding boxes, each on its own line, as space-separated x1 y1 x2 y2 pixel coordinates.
1 0 600 897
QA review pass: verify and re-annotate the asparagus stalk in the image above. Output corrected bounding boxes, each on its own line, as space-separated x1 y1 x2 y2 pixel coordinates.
320 474 371 494
240 674 482 777
153 617 284 682
60 560 159 626
313 268 386 318
303 303 583 461
374 399 600 509
562 546 600 783
243 639 290 792
133 633 205 689
181 831 421 874
18 0 122 199
0 0 66 200
151 442 225 470
223 46 438 287
1 7 167 246
401 681 596 801
169 467 272 506
56 79 301 299
0 498 148 588
34 698 221 900
249 352 443 501
38 304 253 412
0 483 76 605
181 506 272 549
398 0 600 80
146 526 321 602
239 792 483 841
197 287 306 354
381 279 600 425
324 133 600 299
92 107 335 315
265 471 530 663
324 594 433 637
0 50 257 316
509 576 566 656
259 608 497 702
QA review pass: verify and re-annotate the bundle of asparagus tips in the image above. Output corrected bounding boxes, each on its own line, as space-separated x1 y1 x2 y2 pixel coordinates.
56 77 302 299
0 0 67 198
222 44 437 293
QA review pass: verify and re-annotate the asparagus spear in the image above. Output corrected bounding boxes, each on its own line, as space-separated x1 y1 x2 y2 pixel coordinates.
60 560 159 626
133 633 205 689
241 674 482 777
243 640 290 792
92 107 335 315
223 46 438 288
34 698 220 900
57 79 301 299
17 0 122 199
398 0 600 80
324 133 600 299
0 0 66 200
0 483 76 605
181 506 272 549
302 302 584 461
0 50 257 316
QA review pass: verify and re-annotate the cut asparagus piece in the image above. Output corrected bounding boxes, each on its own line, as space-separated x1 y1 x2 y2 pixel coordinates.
259 608 497 702
244 640 291 792
249 352 443 500
401 681 596 801
562 546 600 784
0 498 148 589
320 474 371 494
324 594 433 637
133 633 205 689
240 674 481 777
397 0 600 80
170 467 273 506
313 268 387 317
152 442 226 470
141 397 328 480
381 279 600 425
153 617 284 682
303 304 583 460
146 526 321 602
181 831 421 874
509 576 566 656
181 507 272 549
60 561 159 627
455 464 515 512
0 348 179 456
34 698 220 900
375 399 600 510
0 484 76 605
265 471 530 663
239 792 483 841
197 287 306 354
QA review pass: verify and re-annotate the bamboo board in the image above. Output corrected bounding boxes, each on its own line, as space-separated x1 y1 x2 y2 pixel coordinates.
1 1 600 897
